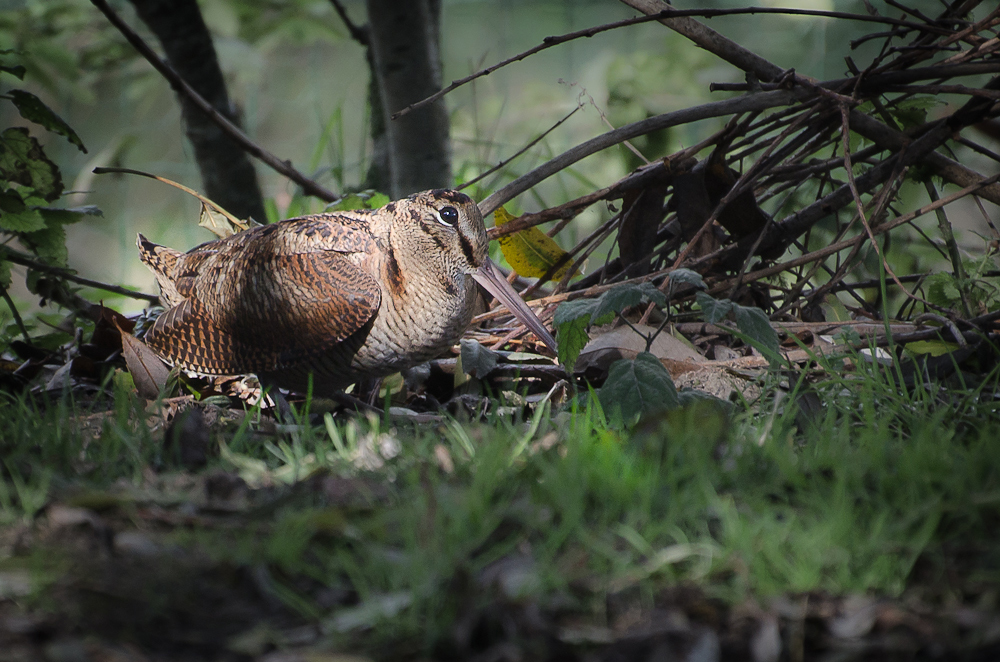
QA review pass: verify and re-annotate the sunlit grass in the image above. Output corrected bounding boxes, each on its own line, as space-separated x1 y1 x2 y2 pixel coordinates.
2 356 999 648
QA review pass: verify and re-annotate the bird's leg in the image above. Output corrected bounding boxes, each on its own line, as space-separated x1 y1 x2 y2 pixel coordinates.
366 377 384 407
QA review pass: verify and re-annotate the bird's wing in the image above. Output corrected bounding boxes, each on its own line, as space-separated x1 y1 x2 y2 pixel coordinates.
146 247 381 376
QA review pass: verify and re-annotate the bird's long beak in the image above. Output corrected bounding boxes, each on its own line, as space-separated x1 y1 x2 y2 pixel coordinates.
472 258 558 354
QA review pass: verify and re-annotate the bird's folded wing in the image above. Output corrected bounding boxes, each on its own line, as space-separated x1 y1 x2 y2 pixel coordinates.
146 251 380 375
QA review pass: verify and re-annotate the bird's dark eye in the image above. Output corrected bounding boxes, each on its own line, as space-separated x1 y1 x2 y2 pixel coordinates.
438 206 458 226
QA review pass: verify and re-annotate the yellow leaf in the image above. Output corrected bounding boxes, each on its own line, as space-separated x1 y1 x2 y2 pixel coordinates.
494 206 578 281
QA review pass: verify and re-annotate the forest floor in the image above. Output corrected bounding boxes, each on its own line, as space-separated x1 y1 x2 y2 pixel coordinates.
2 346 1000 661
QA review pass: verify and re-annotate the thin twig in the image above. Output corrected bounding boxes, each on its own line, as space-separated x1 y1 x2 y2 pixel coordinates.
838 104 933 311
479 88 805 215
393 5 945 120
706 173 1000 297
1 248 159 303
924 181 971 317
488 155 686 239
1 288 31 344
460 106 580 191
710 61 1000 92
90 0 338 202
671 104 823 273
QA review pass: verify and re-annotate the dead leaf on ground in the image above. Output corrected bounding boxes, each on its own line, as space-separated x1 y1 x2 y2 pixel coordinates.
117 325 171 399
575 323 705 376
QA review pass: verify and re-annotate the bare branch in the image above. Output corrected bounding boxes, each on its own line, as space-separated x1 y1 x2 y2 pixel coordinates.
460 106 580 192
706 173 1000 297
392 4 942 120
1 248 160 303
478 89 805 215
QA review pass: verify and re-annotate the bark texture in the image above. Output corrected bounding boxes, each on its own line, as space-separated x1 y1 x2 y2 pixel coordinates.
365 0 451 197
129 0 267 222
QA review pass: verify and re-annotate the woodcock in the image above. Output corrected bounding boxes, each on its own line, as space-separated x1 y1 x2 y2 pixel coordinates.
137 189 557 395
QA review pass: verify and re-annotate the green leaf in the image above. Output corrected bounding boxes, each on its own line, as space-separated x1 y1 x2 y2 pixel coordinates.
733 305 779 358
328 189 389 211
0 259 10 289
22 222 67 265
695 291 735 323
890 95 942 131
834 327 862 345
554 282 667 372
590 281 665 322
554 297 611 329
0 188 24 213
0 127 63 201
668 268 706 290
0 206 44 232
599 352 679 426
37 205 103 225
0 188 45 232
926 272 961 309
460 339 499 378
555 314 589 372
677 388 735 416
906 340 960 357
6 90 87 153
696 291 780 364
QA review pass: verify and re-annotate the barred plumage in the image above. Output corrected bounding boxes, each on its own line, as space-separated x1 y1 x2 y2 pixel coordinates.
137 189 556 396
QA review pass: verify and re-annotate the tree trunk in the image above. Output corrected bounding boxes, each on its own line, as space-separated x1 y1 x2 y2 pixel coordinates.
365 0 451 197
362 45 391 194
129 0 267 223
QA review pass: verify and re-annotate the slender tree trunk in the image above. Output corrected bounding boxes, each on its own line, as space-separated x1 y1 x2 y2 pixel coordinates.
129 0 267 222
363 45 391 193
365 0 451 197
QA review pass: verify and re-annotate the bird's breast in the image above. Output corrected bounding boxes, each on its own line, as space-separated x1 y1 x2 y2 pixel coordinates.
352 271 477 372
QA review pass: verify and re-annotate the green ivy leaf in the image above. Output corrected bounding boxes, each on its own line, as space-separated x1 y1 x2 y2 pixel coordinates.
696 291 780 365
733 305 779 358
460 339 499 378
590 281 666 322
6 90 87 153
598 352 679 426
0 127 64 201
926 272 961 309
553 282 666 371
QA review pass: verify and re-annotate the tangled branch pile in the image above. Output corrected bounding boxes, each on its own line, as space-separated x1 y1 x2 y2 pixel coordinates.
477 2 1000 348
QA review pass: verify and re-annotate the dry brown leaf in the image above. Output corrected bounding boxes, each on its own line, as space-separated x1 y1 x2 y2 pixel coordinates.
118 326 171 399
575 323 705 375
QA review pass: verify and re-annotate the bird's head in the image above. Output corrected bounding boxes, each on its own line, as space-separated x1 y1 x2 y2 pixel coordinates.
393 189 557 353
397 189 488 274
